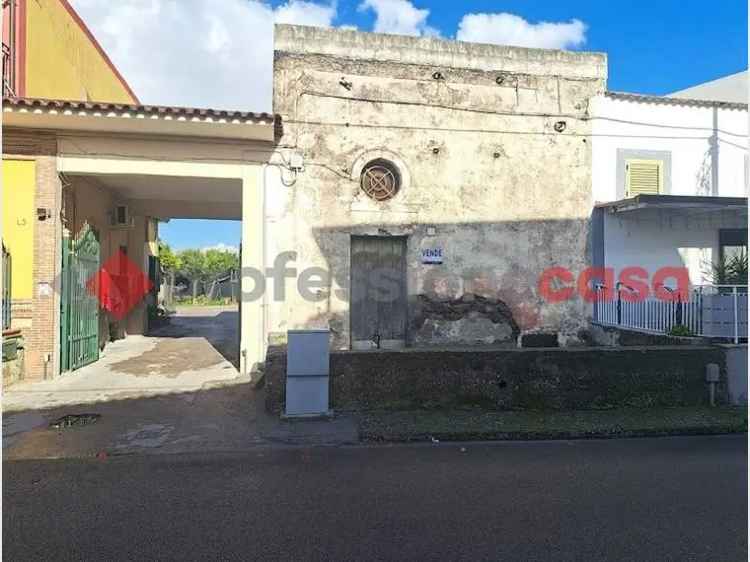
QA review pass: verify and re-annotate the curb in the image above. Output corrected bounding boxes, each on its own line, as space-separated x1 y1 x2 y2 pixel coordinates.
360 425 748 443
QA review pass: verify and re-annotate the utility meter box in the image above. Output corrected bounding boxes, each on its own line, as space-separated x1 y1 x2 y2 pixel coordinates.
285 329 330 417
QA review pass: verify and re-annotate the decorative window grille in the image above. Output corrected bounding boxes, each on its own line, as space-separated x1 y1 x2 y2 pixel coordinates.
360 159 401 201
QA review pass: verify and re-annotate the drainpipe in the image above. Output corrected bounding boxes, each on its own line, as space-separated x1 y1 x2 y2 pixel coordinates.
261 164 270 360
733 286 739 344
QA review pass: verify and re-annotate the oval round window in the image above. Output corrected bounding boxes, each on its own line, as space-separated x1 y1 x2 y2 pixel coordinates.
360 159 401 201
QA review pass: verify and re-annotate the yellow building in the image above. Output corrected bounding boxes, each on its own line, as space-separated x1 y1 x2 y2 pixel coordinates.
2 0 138 102
2 0 137 327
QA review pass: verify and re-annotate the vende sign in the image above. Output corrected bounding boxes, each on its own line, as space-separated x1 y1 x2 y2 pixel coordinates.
538 266 690 303
421 248 443 264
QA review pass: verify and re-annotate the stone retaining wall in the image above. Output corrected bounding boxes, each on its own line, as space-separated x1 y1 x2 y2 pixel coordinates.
265 345 727 414
2 333 25 387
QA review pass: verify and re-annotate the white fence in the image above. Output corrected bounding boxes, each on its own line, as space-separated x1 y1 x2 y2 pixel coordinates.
594 284 748 342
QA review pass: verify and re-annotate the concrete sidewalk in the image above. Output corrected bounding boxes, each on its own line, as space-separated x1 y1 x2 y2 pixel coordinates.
3 381 359 459
2 305 359 458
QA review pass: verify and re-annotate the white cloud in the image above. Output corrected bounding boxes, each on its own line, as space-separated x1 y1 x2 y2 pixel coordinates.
358 0 439 37
70 1 588 112
456 13 586 50
70 0 336 112
202 243 239 254
274 1 337 26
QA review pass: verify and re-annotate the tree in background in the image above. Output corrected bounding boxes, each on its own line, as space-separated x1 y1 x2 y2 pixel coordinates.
158 241 182 272
158 242 240 303
179 249 207 303
204 248 239 279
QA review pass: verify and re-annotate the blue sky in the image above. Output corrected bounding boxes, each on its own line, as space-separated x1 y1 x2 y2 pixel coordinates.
74 0 747 250
159 220 242 252
332 0 748 94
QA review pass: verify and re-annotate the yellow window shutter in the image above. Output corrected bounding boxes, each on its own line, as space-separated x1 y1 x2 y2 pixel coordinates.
626 159 663 196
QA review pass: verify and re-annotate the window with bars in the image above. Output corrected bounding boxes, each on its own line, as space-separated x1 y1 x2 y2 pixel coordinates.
625 158 663 197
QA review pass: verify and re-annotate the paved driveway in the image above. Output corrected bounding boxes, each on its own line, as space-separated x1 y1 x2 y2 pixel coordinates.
4 306 241 412
150 305 240 367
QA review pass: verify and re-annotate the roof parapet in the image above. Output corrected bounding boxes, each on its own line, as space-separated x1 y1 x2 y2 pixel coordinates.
274 24 607 81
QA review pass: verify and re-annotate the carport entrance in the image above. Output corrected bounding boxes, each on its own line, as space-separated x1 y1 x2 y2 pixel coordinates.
3 97 274 384
151 216 242 368
58 169 251 380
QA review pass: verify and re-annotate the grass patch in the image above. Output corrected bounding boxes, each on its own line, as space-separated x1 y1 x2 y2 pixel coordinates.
358 406 748 442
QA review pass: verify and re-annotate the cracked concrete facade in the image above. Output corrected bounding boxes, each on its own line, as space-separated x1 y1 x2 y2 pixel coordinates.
267 24 607 348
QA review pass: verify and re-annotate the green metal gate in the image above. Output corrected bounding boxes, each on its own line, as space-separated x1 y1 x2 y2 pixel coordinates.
2 243 11 330
61 222 100 372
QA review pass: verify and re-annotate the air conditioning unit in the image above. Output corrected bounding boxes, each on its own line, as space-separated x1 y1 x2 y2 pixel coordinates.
110 205 133 228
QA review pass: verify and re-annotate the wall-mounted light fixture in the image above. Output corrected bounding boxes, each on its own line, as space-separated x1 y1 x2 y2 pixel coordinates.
36 208 52 221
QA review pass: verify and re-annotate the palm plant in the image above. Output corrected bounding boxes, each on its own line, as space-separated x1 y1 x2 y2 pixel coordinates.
706 249 748 286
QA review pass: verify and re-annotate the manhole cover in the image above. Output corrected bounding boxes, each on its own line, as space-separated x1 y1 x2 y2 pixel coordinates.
49 414 101 430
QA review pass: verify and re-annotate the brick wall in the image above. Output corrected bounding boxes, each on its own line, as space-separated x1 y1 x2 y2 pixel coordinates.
9 299 33 329
4 129 61 381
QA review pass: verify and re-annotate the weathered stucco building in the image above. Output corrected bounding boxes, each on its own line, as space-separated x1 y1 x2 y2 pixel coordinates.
267 24 607 349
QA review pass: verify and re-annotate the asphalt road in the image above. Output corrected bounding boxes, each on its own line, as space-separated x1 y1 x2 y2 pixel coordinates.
4 435 747 561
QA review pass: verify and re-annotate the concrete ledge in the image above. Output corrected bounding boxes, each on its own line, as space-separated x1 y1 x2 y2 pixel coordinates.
589 323 709 346
358 407 748 442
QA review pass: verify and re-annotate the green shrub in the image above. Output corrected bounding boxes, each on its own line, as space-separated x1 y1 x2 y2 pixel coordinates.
668 324 693 337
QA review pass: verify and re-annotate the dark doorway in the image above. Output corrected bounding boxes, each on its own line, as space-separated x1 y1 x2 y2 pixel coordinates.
350 236 407 349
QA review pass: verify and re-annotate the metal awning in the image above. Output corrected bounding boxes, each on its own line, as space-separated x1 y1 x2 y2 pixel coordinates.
595 194 748 215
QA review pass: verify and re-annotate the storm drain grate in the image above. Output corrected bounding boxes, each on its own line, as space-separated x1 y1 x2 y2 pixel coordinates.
49 414 101 430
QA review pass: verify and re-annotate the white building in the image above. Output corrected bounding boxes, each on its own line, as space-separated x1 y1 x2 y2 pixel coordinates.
591 85 748 287
590 74 748 338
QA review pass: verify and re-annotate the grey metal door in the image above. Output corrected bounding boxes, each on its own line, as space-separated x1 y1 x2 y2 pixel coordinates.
350 236 407 349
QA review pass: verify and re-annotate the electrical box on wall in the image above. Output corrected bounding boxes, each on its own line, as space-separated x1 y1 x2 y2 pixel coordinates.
284 329 331 418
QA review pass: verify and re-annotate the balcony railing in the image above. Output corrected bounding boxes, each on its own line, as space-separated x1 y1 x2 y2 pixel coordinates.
593 283 748 343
